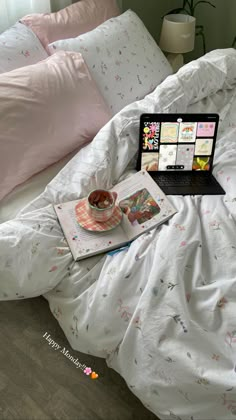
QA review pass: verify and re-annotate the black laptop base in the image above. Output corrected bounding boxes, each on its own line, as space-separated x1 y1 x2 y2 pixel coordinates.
150 171 225 196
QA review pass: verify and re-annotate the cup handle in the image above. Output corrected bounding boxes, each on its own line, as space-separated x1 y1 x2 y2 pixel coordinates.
112 191 117 204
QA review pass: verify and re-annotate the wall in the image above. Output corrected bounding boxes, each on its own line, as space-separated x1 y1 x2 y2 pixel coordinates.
117 0 123 10
187 0 236 61
122 0 178 44
52 0 72 11
122 0 236 61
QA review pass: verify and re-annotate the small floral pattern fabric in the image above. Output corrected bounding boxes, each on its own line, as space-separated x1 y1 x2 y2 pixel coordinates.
49 10 173 115
0 22 48 74
1 49 236 420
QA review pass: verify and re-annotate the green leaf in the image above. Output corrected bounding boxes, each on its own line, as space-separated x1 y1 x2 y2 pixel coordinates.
164 7 186 15
162 8 186 19
196 29 204 36
193 1 216 15
196 26 204 35
184 0 193 14
162 7 191 19
196 24 204 30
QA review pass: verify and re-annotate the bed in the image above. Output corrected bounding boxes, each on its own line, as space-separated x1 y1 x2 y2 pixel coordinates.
1 3 236 420
0 6 172 216
0 151 78 223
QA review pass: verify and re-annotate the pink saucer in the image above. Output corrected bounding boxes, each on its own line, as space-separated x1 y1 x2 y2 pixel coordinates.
75 198 122 232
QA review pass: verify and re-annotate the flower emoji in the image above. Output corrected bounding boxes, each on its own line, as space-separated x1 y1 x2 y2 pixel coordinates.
84 367 92 376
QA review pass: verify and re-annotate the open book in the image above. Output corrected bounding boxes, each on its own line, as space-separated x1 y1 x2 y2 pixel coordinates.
54 170 177 261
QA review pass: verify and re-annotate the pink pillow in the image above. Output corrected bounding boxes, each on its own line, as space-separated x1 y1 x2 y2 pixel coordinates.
0 51 111 201
21 0 120 50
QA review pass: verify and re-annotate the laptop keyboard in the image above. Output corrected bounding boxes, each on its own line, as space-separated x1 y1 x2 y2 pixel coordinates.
153 173 214 187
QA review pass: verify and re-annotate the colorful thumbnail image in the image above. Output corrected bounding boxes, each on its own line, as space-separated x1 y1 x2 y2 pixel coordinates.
192 156 211 171
142 122 160 150
160 122 179 143
175 144 195 170
119 188 160 226
158 144 177 170
194 138 213 156
197 122 216 137
178 122 197 143
141 153 159 171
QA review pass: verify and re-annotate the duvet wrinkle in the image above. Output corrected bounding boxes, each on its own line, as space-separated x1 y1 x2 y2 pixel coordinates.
1 48 236 420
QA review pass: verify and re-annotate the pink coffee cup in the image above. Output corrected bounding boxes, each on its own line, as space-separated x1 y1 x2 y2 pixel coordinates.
87 189 118 222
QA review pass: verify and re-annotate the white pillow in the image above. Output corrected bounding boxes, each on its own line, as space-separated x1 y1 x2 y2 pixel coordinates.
0 22 48 74
49 10 173 115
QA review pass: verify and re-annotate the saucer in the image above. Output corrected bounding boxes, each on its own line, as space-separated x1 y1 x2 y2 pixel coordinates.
75 198 122 232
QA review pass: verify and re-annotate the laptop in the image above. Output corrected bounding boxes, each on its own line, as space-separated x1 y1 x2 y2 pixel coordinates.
137 113 225 195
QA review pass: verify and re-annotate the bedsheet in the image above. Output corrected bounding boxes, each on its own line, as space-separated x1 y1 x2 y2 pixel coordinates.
0 150 77 223
1 49 236 420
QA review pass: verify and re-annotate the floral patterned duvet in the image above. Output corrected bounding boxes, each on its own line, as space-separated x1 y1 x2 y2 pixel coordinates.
1 48 236 420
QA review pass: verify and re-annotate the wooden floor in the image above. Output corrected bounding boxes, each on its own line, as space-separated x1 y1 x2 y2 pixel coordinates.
0 297 158 420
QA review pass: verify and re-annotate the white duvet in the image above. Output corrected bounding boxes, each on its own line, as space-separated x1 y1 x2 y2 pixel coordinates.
1 49 236 420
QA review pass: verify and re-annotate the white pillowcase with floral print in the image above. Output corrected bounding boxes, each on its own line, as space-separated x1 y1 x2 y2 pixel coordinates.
48 10 173 115
0 22 48 74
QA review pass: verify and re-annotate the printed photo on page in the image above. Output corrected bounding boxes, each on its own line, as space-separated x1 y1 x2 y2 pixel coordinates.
54 171 177 261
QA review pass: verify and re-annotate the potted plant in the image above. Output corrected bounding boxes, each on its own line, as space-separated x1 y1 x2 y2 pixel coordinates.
164 0 216 55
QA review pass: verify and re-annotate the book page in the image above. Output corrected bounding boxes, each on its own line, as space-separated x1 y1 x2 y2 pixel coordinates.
55 202 128 261
55 171 176 261
110 171 176 241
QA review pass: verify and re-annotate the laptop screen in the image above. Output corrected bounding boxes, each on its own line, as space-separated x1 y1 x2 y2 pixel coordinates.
138 113 219 172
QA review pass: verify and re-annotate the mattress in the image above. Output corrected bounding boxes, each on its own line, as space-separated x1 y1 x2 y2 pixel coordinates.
0 150 77 223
